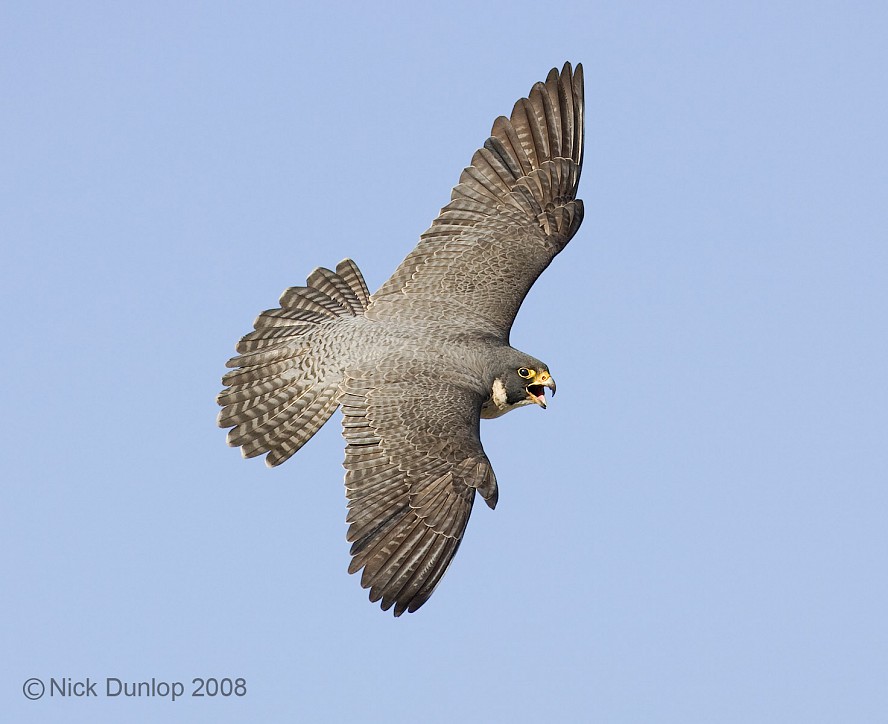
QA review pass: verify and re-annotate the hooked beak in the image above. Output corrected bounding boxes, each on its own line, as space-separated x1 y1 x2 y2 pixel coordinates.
526 371 556 409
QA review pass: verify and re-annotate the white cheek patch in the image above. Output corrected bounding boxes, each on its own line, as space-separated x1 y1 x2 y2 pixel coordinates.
491 378 508 410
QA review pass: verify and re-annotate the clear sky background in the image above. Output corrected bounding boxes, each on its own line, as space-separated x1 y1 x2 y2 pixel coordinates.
3 2 886 722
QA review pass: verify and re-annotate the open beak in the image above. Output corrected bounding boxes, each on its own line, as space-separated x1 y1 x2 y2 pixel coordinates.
526 371 556 409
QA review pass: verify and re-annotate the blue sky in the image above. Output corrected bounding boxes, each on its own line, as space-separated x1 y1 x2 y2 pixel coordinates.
2 2 886 722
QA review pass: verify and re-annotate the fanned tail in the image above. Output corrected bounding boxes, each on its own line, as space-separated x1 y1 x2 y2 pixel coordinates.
217 259 370 467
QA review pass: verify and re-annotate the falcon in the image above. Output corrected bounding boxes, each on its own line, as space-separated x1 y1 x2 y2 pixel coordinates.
218 62 585 615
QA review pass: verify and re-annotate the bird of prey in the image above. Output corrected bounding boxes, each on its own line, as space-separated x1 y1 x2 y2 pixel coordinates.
218 62 585 616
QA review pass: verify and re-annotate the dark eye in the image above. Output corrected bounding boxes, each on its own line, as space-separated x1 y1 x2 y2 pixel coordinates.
517 367 534 379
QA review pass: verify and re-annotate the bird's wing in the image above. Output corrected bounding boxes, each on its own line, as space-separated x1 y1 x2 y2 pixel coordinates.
341 362 498 616
367 62 585 340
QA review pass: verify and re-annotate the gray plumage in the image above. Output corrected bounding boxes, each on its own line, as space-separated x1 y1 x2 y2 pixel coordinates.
218 63 585 615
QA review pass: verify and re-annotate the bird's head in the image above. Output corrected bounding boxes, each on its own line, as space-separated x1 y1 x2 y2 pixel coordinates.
481 353 556 419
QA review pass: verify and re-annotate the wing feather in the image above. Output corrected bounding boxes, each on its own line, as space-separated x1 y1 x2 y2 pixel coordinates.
368 62 585 339
341 365 496 616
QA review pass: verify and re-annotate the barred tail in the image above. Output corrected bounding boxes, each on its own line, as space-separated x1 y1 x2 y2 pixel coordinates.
217 259 370 467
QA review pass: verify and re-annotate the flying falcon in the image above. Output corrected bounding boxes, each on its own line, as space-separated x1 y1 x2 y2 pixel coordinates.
218 62 585 615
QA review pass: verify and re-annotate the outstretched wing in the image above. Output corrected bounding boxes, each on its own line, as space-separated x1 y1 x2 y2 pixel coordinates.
340 363 498 616
367 62 585 340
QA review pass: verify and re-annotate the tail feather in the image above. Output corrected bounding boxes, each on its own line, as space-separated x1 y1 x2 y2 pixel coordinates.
218 258 369 467
279 286 350 316
219 380 306 430
255 308 332 327
259 389 342 467
230 386 317 451
221 358 300 387
334 259 371 311
236 326 315 353
307 264 367 316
